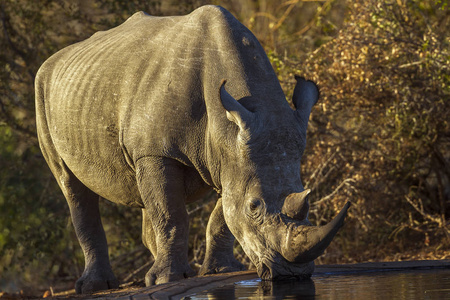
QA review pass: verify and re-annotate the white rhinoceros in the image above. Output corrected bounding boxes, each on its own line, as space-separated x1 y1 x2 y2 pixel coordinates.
35 5 349 294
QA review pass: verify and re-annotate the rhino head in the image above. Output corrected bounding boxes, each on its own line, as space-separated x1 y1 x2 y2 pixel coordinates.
214 76 350 280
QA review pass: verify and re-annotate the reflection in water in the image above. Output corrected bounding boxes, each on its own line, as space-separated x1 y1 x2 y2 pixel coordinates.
185 269 450 299
200 278 315 299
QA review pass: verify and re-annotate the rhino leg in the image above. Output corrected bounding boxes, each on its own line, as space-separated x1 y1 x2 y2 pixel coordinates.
136 157 195 286
37 111 118 293
58 162 119 294
142 209 157 257
199 198 244 275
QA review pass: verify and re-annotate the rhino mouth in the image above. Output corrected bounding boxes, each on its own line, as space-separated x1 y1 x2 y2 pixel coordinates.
257 255 315 281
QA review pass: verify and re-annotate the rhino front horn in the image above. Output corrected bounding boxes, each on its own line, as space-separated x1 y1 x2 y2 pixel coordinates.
282 201 351 263
281 189 311 221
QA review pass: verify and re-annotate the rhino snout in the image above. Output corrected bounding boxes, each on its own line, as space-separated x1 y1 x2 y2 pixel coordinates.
256 254 315 281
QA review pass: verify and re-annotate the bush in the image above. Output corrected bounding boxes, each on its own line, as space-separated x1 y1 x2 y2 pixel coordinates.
287 0 449 262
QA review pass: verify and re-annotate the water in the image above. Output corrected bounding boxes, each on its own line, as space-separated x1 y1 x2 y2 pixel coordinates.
184 269 450 299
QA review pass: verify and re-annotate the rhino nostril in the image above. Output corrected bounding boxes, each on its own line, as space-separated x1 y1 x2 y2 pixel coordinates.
261 264 271 280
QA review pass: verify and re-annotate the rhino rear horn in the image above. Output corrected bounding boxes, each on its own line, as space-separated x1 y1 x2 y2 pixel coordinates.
219 79 254 131
281 189 311 221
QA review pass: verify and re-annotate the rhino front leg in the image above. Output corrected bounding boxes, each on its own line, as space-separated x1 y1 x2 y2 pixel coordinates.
136 157 196 286
199 198 244 275
58 162 119 294
142 209 157 257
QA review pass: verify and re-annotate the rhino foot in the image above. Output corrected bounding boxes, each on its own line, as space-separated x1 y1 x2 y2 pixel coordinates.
75 267 119 294
145 260 196 286
199 255 245 275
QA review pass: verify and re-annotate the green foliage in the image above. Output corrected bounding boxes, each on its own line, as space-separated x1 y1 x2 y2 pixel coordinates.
0 124 75 290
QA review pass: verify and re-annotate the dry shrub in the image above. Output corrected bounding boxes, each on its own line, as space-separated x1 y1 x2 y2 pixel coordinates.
287 0 449 262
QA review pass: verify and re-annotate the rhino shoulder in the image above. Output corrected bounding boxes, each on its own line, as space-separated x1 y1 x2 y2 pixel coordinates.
127 11 152 20
187 5 240 28
190 5 227 16
120 11 156 26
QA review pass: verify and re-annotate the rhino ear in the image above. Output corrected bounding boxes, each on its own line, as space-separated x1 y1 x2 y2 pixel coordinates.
292 76 319 132
292 76 319 111
220 79 254 131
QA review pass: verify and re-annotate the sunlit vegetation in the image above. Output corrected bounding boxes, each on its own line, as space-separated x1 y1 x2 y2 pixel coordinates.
0 0 448 294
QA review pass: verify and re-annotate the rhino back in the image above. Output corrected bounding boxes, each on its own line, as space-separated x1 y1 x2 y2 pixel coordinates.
36 5 283 206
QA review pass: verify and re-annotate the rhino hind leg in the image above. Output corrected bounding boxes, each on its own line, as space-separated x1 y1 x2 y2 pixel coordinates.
36 102 118 293
199 198 244 275
55 160 118 294
136 157 196 286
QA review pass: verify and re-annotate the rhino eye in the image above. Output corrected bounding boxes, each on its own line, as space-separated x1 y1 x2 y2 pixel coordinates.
249 198 262 211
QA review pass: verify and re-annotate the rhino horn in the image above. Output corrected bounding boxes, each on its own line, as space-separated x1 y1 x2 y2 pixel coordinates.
281 201 351 263
281 189 311 221
219 79 254 130
292 76 319 135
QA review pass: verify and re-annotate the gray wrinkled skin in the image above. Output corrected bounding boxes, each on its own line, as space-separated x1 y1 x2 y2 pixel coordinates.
35 5 349 294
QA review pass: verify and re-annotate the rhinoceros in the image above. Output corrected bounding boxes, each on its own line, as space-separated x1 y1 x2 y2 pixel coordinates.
35 5 349 294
